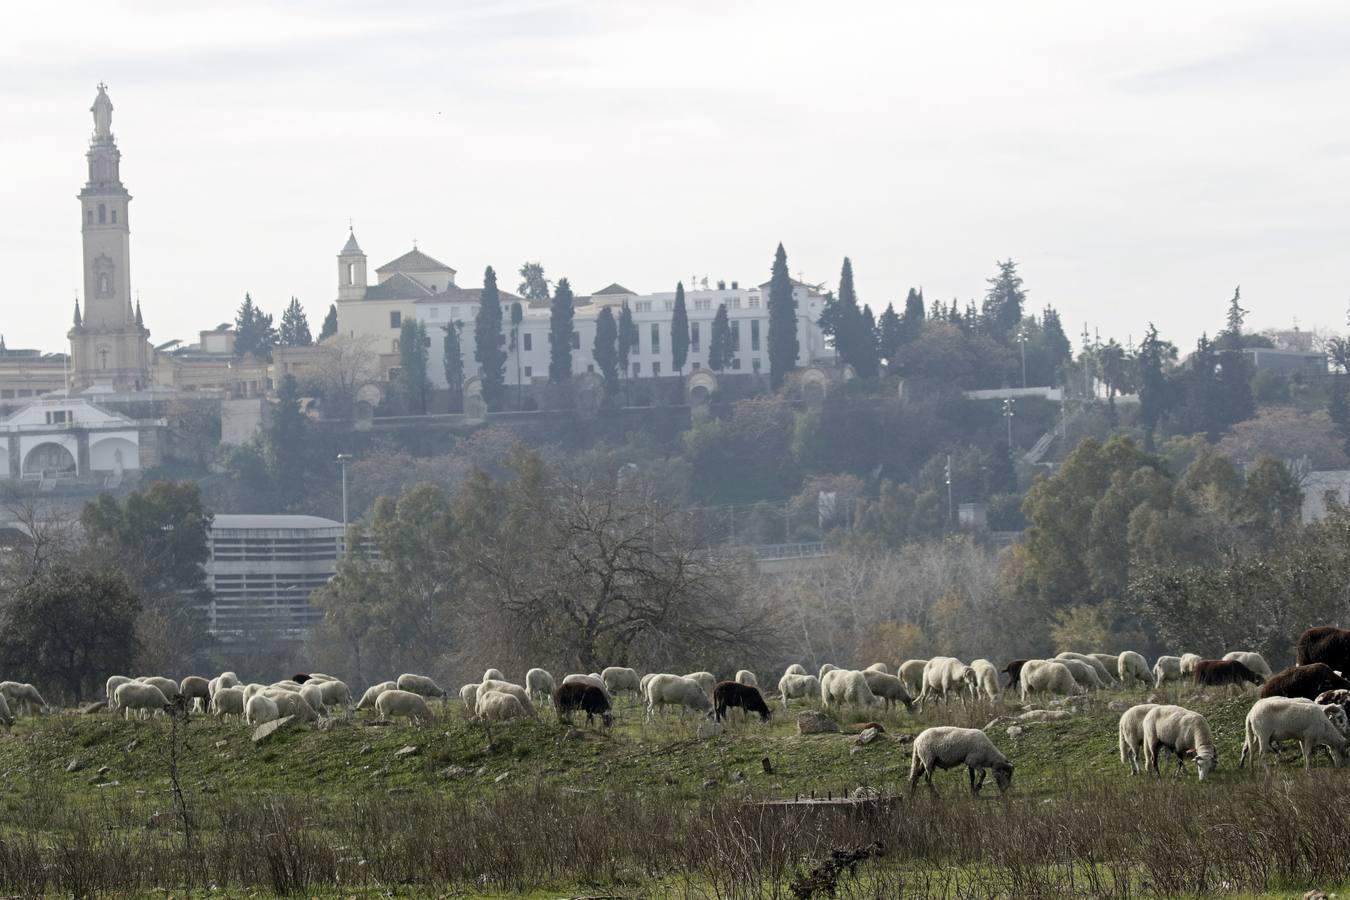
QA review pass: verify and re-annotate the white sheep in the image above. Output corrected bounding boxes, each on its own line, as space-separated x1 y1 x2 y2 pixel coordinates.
970 659 1001 703
476 689 530 722
1019 660 1079 702
734 669 759 688
0 682 48 717
898 659 928 698
1117 651 1151 689
113 682 169 720
270 679 304 692
210 686 246 722
482 668 506 683
821 669 880 709
245 694 279 726
299 682 327 715
1056 652 1117 687
684 671 716 697
1142 704 1216 780
318 679 352 710
357 680 397 710
1055 658 1104 691
396 673 447 699
459 683 480 711
864 662 893 675
602 666 642 696
302 673 336 683
908 726 1015 796
1153 655 1183 688
208 672 239 698
179 676 211 713
376 688 434 723
783 664 808 677
525 668 556 705
0 694 13 728
1240 696 1349 771
818 663 838 683
134 676 179 702
921 657 977 705
861 670 914 710
106 675 132 709
479 679 539 718
645 674 713 720
1089 653 1122 681
776 673 820 709
1179 653 1203 677
262 689 319 722
242 683 267 702
563 673 610 693
1223 651 1273 681
1117 703 1161 775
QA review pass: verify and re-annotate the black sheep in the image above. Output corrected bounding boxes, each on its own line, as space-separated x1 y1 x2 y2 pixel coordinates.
1297 626 1350 672
713 681 772 723
1192 659 1262 688
1260 663 1350 701
553 682 612 727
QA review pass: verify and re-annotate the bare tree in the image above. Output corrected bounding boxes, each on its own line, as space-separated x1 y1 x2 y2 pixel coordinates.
311 334 380 419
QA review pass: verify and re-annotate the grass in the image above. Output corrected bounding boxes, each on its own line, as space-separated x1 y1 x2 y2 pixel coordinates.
0 686 1343 897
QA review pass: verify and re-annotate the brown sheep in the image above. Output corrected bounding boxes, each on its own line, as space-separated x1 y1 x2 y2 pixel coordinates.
1193 659 1262 689
1002 659 1029 690
1297 626 1350 671
1261 663 1350 701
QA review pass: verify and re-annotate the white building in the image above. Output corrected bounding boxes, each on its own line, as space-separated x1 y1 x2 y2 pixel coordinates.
0 396 162 484
202 514 345 641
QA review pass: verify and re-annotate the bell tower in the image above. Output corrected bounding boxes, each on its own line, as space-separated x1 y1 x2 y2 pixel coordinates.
70 84 151 391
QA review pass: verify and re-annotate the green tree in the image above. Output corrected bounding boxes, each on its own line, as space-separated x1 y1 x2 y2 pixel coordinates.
593 306 620 400
398 319 430 414
517 261 551 305
548 277 575 384
670 281 690 375
320 303 338 341
618 301 637 389
982 259 1026 340
442 321 464 413
708 303 734 371
1041 306 1072 373
475 266 507 409
1134 323 1174 450
876 302 903 370
234 293 277 360
767 243 799 389
278 297 313 347
268 373 310 506
900 287 926 345
1242 456 1302 537
510 301 524 408
855 304 880 377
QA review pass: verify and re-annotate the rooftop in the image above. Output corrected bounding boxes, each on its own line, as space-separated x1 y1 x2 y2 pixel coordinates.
375 247 455 275
210 514 343 532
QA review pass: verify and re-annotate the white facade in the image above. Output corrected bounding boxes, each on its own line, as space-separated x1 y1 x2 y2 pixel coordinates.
0 397 157 481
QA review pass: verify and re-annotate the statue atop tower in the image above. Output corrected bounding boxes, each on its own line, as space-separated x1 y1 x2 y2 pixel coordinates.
91 83 113 142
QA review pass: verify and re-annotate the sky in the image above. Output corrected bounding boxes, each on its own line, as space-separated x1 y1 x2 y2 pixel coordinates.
3 0 1349 353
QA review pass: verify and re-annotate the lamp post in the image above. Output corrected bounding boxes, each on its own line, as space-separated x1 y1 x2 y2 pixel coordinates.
944 454 953 526
336 454 353 528
1002 398 1015 446
1017 327 1028 388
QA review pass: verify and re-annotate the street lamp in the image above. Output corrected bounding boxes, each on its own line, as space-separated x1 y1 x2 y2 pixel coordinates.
1017 327 1028 388
336 454 353 528
1002 398 1015 446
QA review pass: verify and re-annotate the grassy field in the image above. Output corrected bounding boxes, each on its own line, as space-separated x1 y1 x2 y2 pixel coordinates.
1 686 1347 897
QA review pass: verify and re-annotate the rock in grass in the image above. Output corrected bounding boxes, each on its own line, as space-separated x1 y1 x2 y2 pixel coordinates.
65 758 83 773
855 727 880 746
1018 709 1072 723
1006 725 1025 739
251 715 297 745
80 702 104 715
394 745 419 758
796 711 839 735
696 721 724 740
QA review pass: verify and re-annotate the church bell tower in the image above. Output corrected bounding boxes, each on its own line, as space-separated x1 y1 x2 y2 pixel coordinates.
69 84 151 391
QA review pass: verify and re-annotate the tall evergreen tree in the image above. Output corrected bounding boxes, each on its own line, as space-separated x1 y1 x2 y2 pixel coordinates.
1041 305 1072 372
442 321 464 413
278 297 313 347
708 303 734 371
320 303 338 341
593 306 619 401
234 294 277 361
670 282 690 375
1215 287 1255 430
269 373 309 507
475 266 507 410
767 243 798 389
982 259 1026 341
398 319 430 414
1135 323 1171 451
1222 285 1247 347
618 302 637 384
510 301 524 408
877 302 903 369
899 287 926 345
517 262 551 305
855 304 880 377
548 277 575 384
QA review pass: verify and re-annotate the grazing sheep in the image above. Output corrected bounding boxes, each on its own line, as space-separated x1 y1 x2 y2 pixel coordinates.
262 689 319 722
1193 659 1262 690
0 694 13 728
208 672 239 698
861 670 915 711
864 662 893 675
526 668 556 706
179 676 211 713
459 683 479 711
1153 656 1183 688
1118 651 1151 689
776 673 820 709
1297 626 1350 672
317 679 352 710
921 657 977 705
1055 658 1104 691
479 679 539 718
1316 688 1350 724
553 682 612 727
0 682 47 716
969 659 1001 703
1089 653 1122 681
1002 659 1029 691
734 669 759 688
908 726 1015 796
210 686 245 721
299 682 326 715
640 672 656 694
602 667 642 696
1118 703 1161 775
1241 696 1350 771
245 694 279 726
563 673 610 695
684 671 716 697
356 681 396 711
113 682 169 720
136 676 179 702
1179 653 1202 677
242 684 266 702
1261 664 1350 701
476 689 529 722
270 680 304 692
1056 652 1117 687
898 660 927 696
396 673 447 699
376 689 434 723
482 668 506 683
818 663 839 683
645 674 713 720
1142 704 1217 780
784 663 808 677
821 669 880 709
1222 651 1273 681
106 675 132 709
713 681 772 722
1019 660 1079 702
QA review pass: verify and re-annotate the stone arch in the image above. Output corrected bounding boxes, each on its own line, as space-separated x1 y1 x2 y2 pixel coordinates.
686 369 719 408
797 366 830 407
24 442 76 478
90 436 138 472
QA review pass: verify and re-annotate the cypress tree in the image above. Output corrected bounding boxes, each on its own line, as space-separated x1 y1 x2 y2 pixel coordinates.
877 302 903 369
855 304 880 378
593 306 619 400
670 282 690 375
398 319 430 414
618 302 637 377
708 303 733 371
899 287 926 345
268 373 308 508
475 266 507 410
1041 305 1072 371
982 259 1026 341
443 321 464 412
548 278 575 383
234 293 277 361
320 303 338 340
278 297 313 347
767 243 798 389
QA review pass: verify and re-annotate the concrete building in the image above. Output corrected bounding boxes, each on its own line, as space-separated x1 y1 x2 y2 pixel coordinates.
0 396 163 484
201 514 345 641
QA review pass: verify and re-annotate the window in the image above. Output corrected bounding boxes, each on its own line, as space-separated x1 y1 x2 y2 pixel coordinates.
523 333 532 351
664 300 674 311
587 364 595 373
692 361 701 371
653 362 661 376
752 358 762 373
729 297 740 309
392 340 399 353
632 362 641 377
98 204 106 224
86 209 93 225
732 358 742 370
650 323 660 353
694 298 711 312
346 262 355 285
749 297 761 309
730 321 741 350
751 319 761 351
635 301 652 313
571 332 580 349
690 322 701 352
430 307 441 319
44 411 69 425
389 311 402 328
111 208 117 223
524 366 532 377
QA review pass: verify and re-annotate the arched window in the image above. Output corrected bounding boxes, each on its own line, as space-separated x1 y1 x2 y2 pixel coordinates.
346 262 354 285
86 209 93 225
111 208 117 224
98 204 106 224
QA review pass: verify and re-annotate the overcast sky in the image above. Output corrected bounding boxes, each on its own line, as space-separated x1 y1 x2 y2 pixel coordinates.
3 0 1349 352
